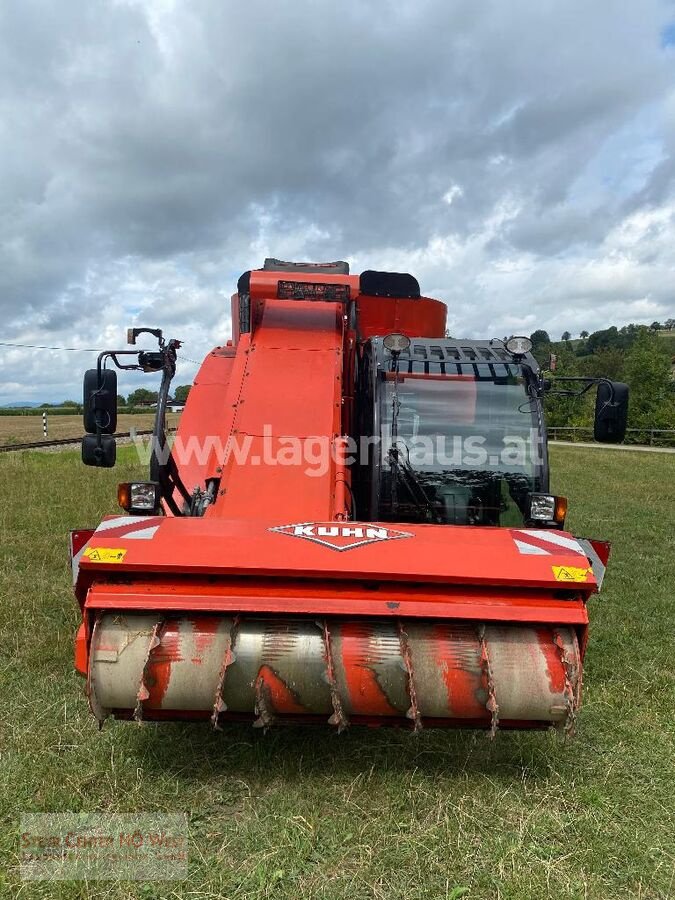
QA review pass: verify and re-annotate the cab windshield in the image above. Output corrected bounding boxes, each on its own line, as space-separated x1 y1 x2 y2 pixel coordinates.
378 363 542 526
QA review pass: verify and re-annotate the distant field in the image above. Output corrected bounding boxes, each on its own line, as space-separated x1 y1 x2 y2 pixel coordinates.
0 413 181 446
657 330 675 355
0 445 673 898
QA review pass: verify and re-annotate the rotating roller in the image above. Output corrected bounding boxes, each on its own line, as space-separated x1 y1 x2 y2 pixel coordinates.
88 614 581 732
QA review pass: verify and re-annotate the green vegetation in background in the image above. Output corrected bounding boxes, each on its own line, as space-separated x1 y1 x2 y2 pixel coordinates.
0 445 674 899
2 386 191 415
530 323 675 439
4 319 674 441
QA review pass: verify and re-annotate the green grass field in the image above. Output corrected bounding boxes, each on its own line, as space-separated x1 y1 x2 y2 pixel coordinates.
0 446 674 899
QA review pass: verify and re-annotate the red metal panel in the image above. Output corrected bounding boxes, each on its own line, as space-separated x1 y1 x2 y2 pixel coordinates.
235 349 341 437
251 298 344 350
77 518 598 593
173 346 238 495
357 295 447 339
206 294 345 519
230 293 241 346
249 270 359 303
84 578 589 626
74 623 88 675
211 438 337 520
589 539 611 566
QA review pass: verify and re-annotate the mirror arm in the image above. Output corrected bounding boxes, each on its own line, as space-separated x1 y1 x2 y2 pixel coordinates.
85 331 189 494
544 376 615 401
150 350 176 482
95 349 142 382
149 339 190 512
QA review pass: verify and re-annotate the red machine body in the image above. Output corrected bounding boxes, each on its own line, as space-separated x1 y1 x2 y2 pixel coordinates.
72 262 609 733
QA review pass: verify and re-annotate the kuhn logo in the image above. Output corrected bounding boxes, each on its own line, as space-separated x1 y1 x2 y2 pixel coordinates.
269 522 413 551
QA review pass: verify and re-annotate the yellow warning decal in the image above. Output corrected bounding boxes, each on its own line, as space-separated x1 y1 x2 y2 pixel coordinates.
83 547 127 563
552 565 591 583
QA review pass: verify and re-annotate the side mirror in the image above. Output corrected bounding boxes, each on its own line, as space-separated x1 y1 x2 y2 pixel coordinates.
594 381 629 443
83 369 118 434
82 434 117 468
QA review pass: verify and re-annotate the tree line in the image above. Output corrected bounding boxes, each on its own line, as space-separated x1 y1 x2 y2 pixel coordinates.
23 384 193 411
5 327 675 440
529 323 675 437
114 384 192 407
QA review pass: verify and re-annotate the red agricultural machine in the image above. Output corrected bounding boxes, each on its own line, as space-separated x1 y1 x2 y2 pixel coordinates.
72 260 628 734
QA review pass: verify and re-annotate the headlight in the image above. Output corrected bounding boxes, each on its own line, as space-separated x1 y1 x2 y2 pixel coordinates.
529 493 567 526
117 482 160 514
505 335 533 355
383 332 412 353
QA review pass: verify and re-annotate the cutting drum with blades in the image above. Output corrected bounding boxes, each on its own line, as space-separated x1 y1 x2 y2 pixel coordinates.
71 259 628 734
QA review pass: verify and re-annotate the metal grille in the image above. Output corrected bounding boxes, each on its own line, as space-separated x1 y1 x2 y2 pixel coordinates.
406 341 513 363
374 337 539 377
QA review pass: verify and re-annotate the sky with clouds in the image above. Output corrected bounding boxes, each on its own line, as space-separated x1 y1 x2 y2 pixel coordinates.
1 0 675 403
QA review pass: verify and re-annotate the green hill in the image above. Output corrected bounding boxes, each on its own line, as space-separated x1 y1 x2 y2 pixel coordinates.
529 323 675 440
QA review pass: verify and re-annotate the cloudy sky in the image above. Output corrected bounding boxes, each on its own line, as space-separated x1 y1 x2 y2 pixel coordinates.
1 0 675 403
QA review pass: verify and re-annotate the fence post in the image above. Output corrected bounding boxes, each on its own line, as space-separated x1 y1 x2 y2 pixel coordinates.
42 412 48 439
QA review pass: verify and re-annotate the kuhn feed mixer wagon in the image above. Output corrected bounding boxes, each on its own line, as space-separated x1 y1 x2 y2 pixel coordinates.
72 260 628 734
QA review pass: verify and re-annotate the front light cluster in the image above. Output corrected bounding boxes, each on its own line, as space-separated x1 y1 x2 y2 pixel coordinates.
528 493 567 527
117 482 160 514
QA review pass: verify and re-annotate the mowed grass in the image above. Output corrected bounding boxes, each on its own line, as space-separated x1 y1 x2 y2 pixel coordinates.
0 414 180 447
0 446 674 899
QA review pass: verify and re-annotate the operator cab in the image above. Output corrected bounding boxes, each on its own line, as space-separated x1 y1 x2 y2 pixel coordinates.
356 338 547 527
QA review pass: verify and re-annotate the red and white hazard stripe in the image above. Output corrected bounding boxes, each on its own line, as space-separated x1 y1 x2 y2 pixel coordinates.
94 515 163 541
512 529 586 557
70 517 163 585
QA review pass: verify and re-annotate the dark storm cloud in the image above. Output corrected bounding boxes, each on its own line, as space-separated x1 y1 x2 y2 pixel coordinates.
0 0 674 401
